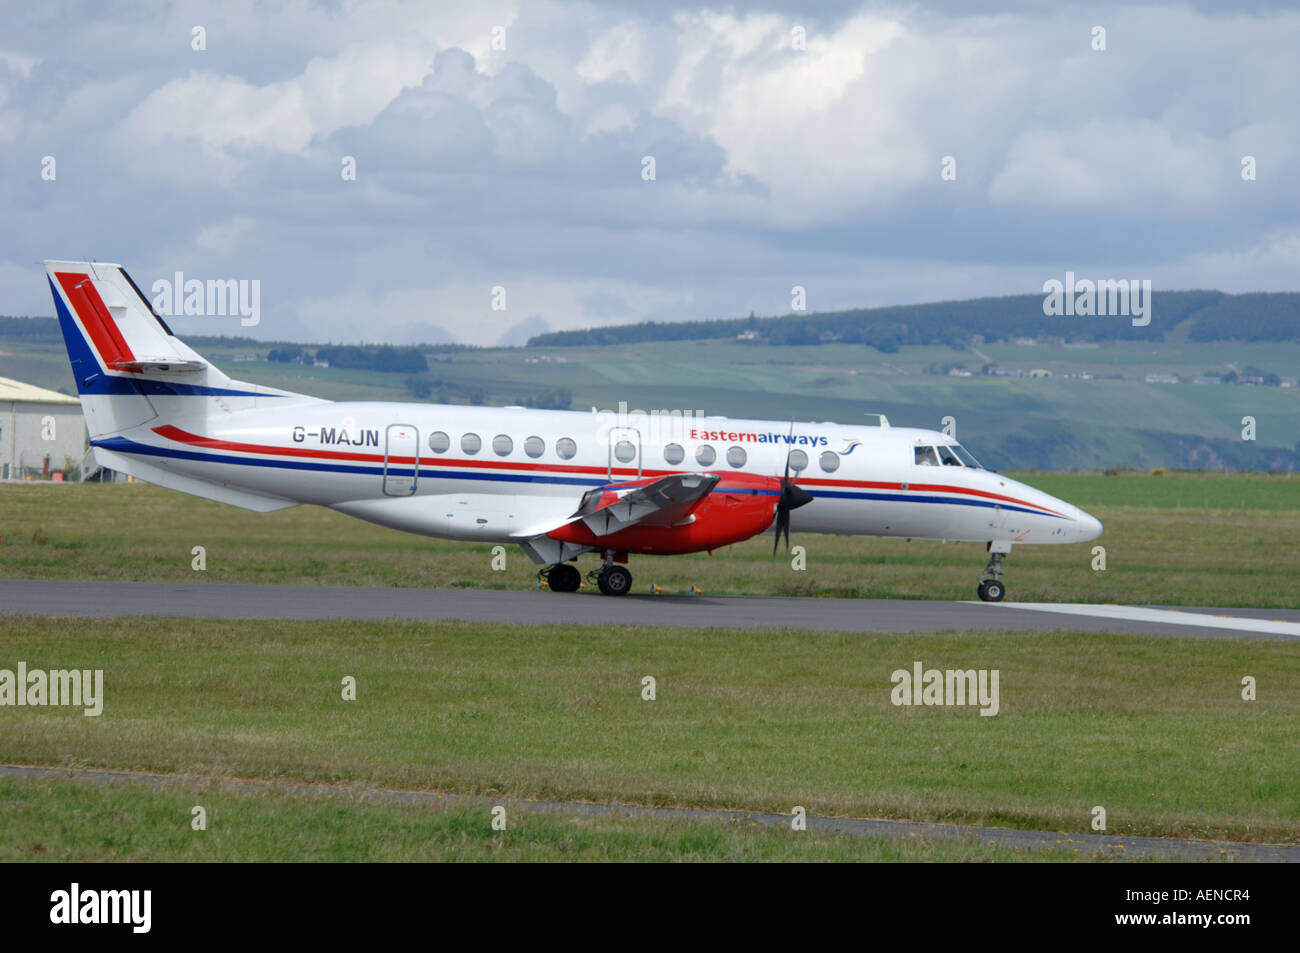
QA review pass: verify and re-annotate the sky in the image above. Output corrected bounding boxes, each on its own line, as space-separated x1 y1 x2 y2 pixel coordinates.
2 0 1298 346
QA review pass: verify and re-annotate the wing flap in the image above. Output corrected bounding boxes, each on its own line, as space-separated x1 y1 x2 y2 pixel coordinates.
515 472 720 540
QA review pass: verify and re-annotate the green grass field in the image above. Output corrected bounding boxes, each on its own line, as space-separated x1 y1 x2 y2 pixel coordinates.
2 474 1297 607
2 470 1294 862
1 618 1296 851
0 776 1107 862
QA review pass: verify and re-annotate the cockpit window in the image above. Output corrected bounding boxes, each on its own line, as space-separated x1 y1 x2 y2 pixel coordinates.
951 444 983 469
917 443 985 468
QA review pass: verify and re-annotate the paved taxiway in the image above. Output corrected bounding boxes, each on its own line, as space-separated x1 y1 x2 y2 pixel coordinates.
2 578 1297 638
3 764 1294 861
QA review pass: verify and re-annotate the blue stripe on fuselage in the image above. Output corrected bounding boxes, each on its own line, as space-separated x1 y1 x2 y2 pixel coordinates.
93 436 1066 518
804 488 1060 518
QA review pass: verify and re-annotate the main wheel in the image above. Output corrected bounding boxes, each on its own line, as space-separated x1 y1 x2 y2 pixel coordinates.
597 565 633 596
978 579 1005 602
547 563 581 593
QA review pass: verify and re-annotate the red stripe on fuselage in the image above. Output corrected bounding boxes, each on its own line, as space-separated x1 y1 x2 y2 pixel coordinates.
154 425 392 463
151 425 1065 516
794 476 1067 518
56 272 136 369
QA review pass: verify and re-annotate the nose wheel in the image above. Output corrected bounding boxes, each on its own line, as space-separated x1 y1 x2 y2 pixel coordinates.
977 547 1007 602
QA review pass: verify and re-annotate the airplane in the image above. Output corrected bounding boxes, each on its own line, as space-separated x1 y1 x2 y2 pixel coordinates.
43 259 1103 601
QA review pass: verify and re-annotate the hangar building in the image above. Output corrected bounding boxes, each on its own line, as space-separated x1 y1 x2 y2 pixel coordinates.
0 376 87 480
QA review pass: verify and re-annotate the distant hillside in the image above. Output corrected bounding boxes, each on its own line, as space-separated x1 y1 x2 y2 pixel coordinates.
4 312 1299 473
8 288 1298 353
527 290 1300 349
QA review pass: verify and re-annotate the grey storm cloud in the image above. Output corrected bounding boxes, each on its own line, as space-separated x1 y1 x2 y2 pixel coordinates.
0 0 1297 345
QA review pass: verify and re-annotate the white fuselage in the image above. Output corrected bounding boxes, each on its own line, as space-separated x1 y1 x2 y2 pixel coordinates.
95 398 1103 551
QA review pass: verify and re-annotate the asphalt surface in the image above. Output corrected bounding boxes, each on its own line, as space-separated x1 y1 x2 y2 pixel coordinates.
4 764 1293 861
2 578 1298 638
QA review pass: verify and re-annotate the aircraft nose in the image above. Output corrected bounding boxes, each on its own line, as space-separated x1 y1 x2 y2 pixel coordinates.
1077 509 1103 541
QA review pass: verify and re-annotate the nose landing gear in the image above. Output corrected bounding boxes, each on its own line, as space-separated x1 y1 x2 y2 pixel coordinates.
977 543 1009 602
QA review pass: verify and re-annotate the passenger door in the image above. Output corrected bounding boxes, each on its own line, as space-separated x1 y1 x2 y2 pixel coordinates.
383 423 419 496
605 426 642 480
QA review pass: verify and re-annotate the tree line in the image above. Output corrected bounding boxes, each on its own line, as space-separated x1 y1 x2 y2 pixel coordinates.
527 289 1300 349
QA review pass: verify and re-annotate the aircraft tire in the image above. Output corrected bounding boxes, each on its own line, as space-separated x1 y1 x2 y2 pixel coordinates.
597 565 633 596
548 563 582 592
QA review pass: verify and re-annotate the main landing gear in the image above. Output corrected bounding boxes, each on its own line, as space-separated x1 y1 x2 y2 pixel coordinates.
541 552 633 596
977 544 1008 602
592 564 632 596
542 562 581 592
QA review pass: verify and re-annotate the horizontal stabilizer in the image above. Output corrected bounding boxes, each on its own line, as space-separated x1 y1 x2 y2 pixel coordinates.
109 358 206 373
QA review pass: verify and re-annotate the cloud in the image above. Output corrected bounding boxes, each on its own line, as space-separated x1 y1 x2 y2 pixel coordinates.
194 216 257 253
581 291 633 319
498 315 550 346
1 0 1298 346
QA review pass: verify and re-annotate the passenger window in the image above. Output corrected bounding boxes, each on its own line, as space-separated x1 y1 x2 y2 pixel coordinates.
695 444 716 466
614 440 636 463
914 446 939 466
818 450 840 472
461 433 481 455
524 436 545 458
726 446 747 468
787 449 808 472
663 443 684 465
428 431 450 453
492 434 513 456
937 446 962 466
556 437 577 460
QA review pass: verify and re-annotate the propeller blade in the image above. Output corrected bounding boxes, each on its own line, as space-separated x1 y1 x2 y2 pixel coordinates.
782 482 813 510
772 423 812 557
783 421 794 482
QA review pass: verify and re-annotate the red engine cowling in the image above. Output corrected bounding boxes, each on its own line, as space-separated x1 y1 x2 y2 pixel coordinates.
547 472 780 555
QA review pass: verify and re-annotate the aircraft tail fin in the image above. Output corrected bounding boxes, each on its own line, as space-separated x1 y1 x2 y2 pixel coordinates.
44 260 316 440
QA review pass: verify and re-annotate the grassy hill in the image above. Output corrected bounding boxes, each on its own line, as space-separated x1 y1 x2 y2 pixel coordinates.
528 289 1300 348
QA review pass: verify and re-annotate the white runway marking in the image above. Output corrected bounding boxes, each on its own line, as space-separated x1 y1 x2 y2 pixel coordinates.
982 602 1300 638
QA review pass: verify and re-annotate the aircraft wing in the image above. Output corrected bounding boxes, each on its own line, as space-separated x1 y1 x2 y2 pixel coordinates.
514 472 721 539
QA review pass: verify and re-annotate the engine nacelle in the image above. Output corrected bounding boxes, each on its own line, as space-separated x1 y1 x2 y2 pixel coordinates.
547 472 780 555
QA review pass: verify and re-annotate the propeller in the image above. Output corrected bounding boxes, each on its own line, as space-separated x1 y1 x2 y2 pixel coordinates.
773 423 814 555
